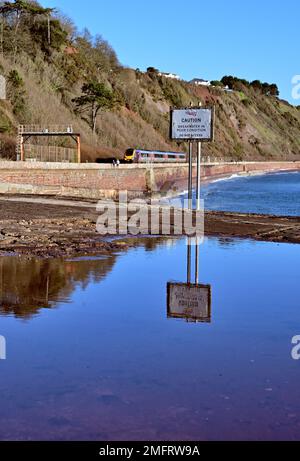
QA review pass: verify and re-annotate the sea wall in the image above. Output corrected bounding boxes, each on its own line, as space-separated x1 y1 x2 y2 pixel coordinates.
0 161 299 199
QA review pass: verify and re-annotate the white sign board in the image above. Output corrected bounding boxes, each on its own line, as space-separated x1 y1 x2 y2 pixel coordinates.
167 282 211 322
170 107 213 141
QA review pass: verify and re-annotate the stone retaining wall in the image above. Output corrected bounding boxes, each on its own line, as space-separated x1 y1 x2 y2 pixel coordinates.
0 161 299 199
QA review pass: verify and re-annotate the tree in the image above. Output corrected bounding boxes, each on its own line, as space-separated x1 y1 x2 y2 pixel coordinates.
7 68 26 114
0 0 55 58
30 17 68 53
251 80 279 97
72 81 116 133
94 34 119 72
221 75 235 89
210 80 224 87
268 83 279 97
147 67 159 74
251 80 263 92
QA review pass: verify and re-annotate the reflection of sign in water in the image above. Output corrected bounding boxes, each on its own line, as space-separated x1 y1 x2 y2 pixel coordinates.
167 282 211 323
170 107 213 141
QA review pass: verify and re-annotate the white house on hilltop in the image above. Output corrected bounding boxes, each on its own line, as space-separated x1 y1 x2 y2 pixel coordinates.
190 78 211 87
158 72 181 80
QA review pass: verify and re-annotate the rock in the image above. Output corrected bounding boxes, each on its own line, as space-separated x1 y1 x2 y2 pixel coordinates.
0 238 17 246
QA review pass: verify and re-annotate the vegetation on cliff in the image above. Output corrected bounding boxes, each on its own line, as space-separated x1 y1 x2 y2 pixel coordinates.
0 0 299 162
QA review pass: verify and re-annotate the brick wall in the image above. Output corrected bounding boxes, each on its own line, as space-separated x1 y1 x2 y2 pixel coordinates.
0 161 299 199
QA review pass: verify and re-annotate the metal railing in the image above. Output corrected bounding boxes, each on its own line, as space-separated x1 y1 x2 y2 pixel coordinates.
19 125 74 134
201 156 238 164
24 144 77 163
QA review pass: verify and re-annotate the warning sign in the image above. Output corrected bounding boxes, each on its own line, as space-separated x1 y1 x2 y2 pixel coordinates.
170 107 213 141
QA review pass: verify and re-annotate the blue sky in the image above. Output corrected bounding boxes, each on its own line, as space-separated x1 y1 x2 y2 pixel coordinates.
41 0 299 103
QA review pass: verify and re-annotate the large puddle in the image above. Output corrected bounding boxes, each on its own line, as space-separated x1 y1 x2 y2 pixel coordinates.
0 237 300 440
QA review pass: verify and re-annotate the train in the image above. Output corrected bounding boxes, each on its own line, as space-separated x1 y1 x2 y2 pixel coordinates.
123 148 186 163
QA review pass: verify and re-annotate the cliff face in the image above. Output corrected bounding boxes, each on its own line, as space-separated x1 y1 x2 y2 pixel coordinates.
0 3 299 162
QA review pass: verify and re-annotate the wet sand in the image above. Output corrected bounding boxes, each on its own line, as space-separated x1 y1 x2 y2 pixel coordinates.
0 196 299 257
204 210 300 244
0 197 121 258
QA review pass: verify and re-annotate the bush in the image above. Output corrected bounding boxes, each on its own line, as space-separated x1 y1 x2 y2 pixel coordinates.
210 80 223 87
7 70 26 116
242 98 251 107
0 134 16 159
0 108 12 133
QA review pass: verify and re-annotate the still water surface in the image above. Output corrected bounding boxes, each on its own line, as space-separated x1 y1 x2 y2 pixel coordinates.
0 237 300 440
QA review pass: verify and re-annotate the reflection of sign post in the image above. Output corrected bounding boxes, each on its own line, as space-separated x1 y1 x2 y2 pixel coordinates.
170 107 214 141
168 107 214 324
167 282 211 323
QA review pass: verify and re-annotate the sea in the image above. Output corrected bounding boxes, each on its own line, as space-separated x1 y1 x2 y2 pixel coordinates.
176 170 300 216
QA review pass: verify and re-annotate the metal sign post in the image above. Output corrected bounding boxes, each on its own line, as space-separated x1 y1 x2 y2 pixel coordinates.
168 105 214 322
195 243 199 285
170 105 214 213
188 142 193 210
196 102 202 212
187 237 192 284
196 140 201 211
